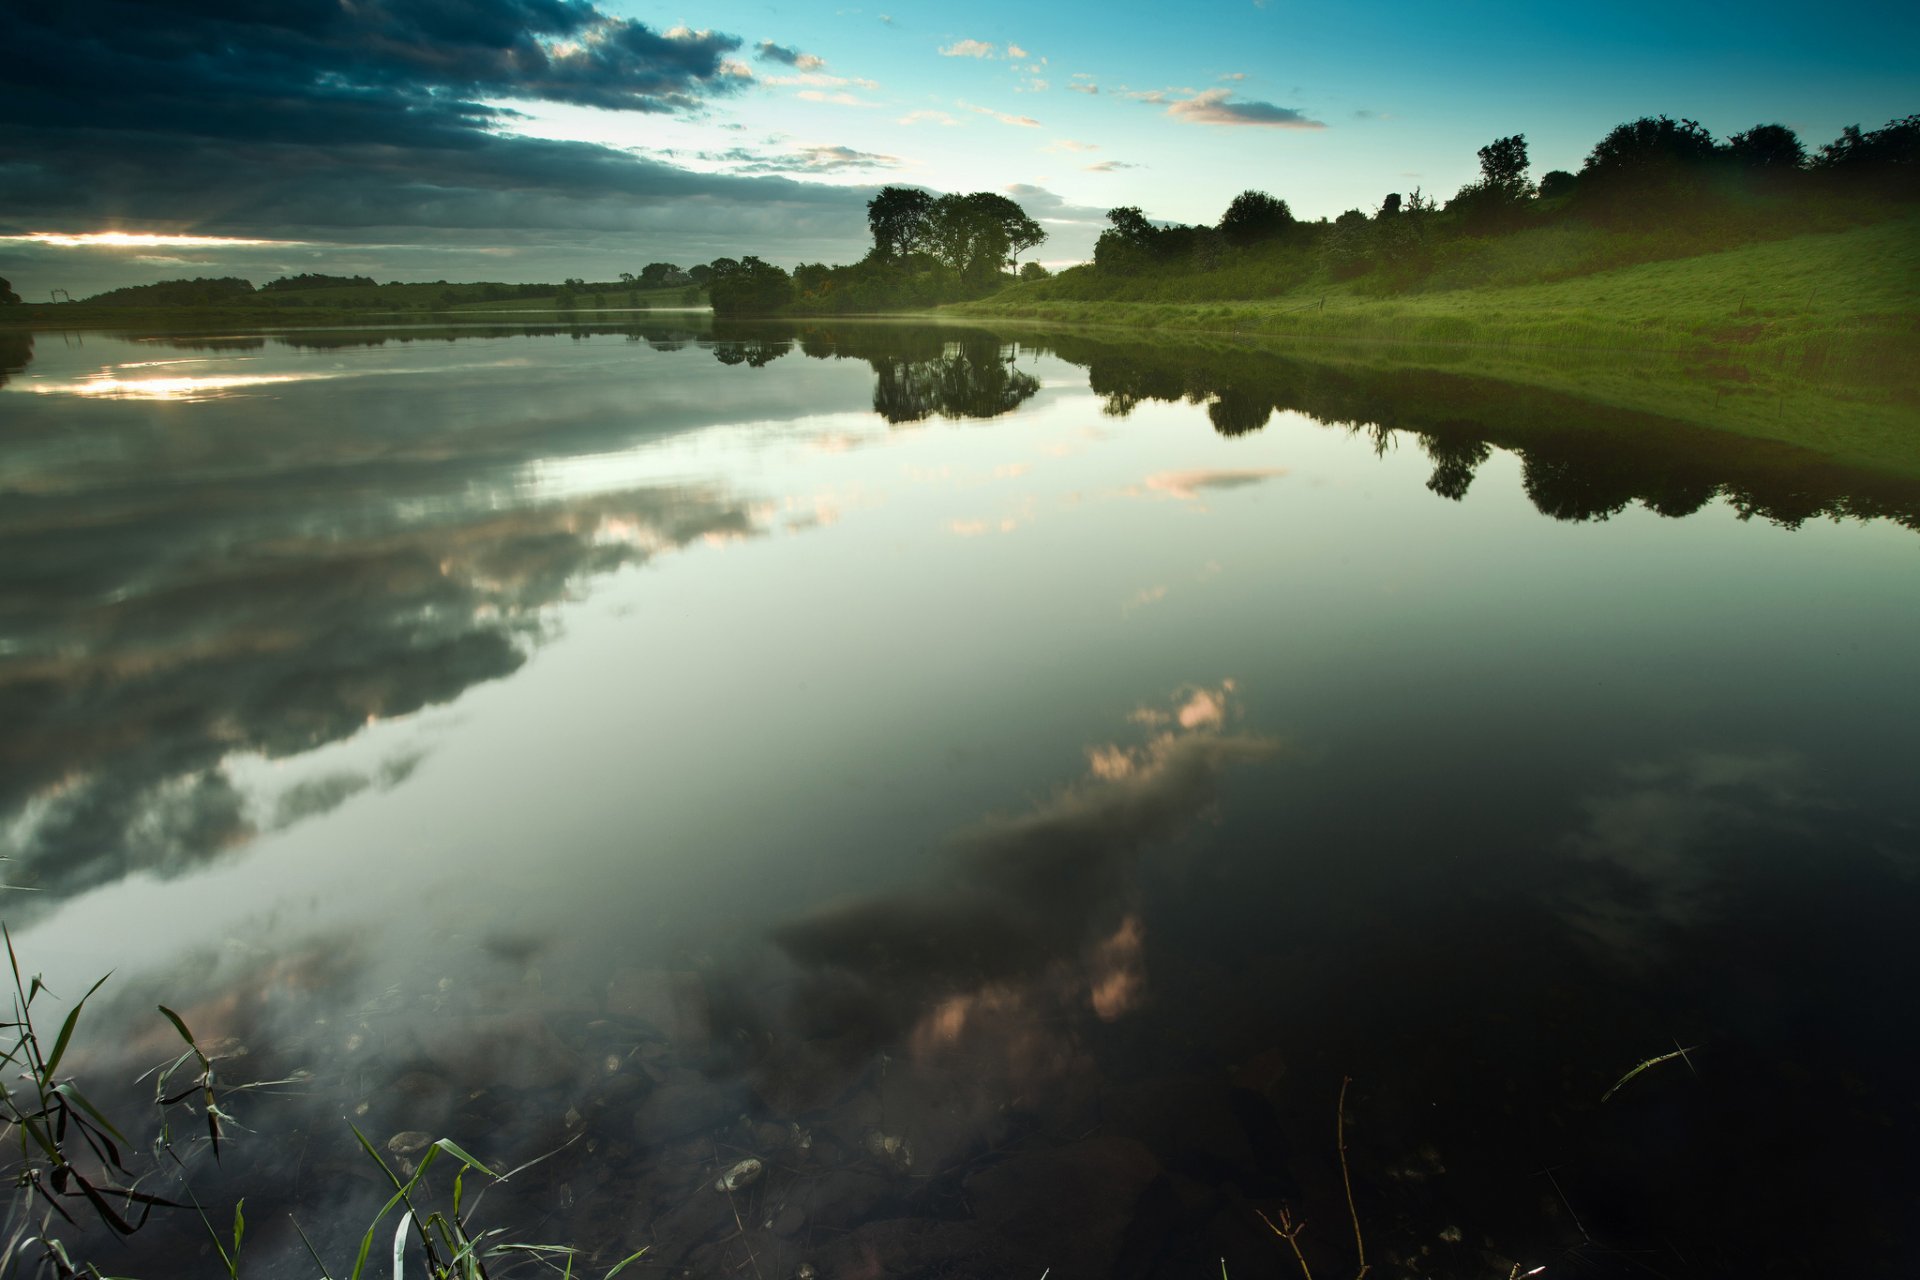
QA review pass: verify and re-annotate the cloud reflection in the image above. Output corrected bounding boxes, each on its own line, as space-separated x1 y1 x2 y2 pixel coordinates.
773 681 1279 1079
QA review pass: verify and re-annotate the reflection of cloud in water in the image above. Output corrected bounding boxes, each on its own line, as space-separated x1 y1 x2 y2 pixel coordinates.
1138 467 1286 503
0 485 761 913
1559 751 1825 953
268 750 426 829
773 682 1279 1077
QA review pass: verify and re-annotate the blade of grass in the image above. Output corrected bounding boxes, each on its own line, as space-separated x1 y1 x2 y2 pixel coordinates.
44 975 112 1078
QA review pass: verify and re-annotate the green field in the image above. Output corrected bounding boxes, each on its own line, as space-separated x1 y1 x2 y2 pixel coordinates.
954 218 1918 361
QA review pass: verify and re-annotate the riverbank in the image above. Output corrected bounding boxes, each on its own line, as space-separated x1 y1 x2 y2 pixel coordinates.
947 221 1919 478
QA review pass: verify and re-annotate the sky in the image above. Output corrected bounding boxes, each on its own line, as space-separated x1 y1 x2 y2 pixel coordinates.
1 0 1913 296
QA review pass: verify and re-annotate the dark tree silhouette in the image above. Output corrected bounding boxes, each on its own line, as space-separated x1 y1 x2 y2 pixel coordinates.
707 256 792 315
1419 434 1492 501
1377 192 1402 218
1726 124 1806 171
0 276 20 305
867 186 934 259
1536 170 1578 200
1477 134 1532 195
1814 115 1920 193
1577 116 1720 219
1217 190 1295 244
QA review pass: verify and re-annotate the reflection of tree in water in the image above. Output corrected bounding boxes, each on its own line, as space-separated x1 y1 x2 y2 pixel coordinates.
0 331 32 388
705 322 792 367
791 325 1041 424
1418 431 1493 501
1018 330 1920 533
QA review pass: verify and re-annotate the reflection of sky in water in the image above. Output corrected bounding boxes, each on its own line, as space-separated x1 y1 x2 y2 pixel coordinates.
4 326 1919 1273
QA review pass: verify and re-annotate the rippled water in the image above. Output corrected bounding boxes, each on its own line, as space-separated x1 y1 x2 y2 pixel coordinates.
3 322 1917 1278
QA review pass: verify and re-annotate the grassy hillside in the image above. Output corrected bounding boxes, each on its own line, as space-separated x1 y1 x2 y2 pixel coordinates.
954 219 1919 371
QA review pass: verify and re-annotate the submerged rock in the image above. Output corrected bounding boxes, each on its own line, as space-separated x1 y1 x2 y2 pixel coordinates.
386 1130 433 1157
715 1157 764 1193
861 1130 913 1172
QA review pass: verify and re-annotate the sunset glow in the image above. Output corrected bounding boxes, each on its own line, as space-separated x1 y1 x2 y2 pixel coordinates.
2 232 301 249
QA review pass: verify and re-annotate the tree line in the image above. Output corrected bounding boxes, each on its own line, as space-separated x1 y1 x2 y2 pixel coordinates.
1081 112 1916 291
706 188 1050 316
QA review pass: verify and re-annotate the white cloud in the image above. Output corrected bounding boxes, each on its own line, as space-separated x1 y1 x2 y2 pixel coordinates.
960 101 1041 128
797 89 882 108
940 39 997 58
1163 89 1326 129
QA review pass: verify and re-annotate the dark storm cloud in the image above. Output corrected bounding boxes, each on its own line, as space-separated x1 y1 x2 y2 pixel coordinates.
4 0 745 124
0 0 870 258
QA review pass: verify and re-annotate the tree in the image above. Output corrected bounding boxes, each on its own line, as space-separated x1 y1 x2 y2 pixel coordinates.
1319 209 1373 279
708 255 793 315
688 264 715 286
706 258 743 280
1377 192 1402 218
926 192 1044 280
867 186 935 259
1536 170 1578 200
1577 116 1721 220
1093 206 1158 271
0 277 20 306
1018 261 1050 282
1725 124 1805 171
1477 134 1531 195
1217 190 1295 244
639 262 683 288
1813 115 1918 190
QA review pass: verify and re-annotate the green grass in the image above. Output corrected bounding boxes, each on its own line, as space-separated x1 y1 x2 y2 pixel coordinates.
957 218 1918 354
949 221 1920 476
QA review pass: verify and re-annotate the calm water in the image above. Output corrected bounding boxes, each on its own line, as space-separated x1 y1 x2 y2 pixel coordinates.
2 322 1917 1278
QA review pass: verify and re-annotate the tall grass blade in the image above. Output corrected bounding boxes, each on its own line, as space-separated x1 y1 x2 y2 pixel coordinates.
44 975 112 1078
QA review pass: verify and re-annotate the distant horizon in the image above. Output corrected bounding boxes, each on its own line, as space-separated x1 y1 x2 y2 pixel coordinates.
4 0 1914 296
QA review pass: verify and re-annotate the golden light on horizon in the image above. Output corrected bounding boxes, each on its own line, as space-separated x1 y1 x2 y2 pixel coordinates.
21 372 330 402
1 231 305 249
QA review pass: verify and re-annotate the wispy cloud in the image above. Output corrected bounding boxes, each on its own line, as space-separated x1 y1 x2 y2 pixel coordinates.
960 101 1042 128
793 144 901 171
899 108 960 126
798 89 881 108
762 71 880 90
1045 139 1100 153
1083 160 1140 172
939 38 997 58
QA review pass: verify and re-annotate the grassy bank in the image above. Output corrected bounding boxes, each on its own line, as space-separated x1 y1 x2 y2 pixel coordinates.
949 220 1919 476
954 219 1917 361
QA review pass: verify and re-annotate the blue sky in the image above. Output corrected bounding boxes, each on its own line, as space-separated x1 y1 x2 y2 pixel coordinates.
1 0 1912 293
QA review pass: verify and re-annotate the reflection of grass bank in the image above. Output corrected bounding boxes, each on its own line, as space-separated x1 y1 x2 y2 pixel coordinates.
952 221 1919 474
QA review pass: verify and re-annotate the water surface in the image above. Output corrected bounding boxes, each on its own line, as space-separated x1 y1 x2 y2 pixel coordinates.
3 321 1916 1278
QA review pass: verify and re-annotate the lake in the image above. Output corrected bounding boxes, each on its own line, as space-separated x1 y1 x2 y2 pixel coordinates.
2 320 1917 1279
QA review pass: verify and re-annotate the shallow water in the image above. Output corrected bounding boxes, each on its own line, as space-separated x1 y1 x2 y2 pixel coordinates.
2 321 1917 1278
